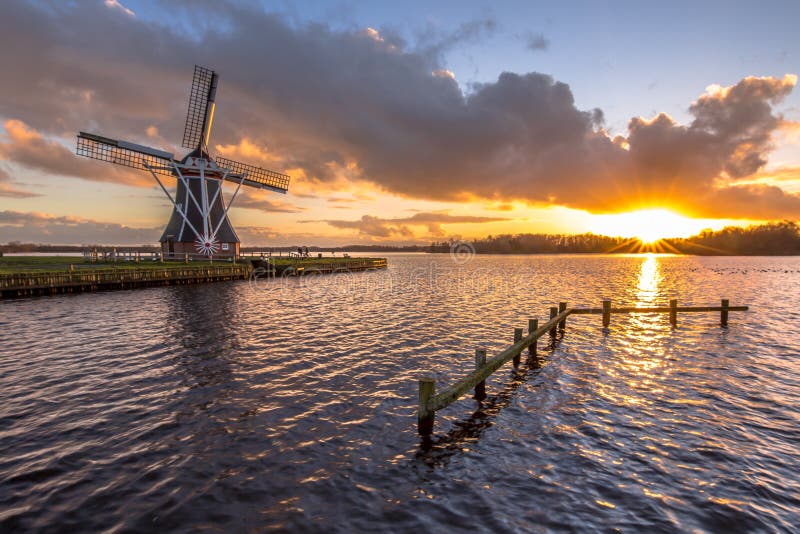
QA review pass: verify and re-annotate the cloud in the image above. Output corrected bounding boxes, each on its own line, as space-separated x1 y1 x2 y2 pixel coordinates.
104 0 135 17
313 212 510 238
0 165 40 198
0 210 159 245
0 2 798 220
698 184 800 219
0 119 152 187
525 32 549 51
415 18 497 62
0 210 321 246
234 189 304 213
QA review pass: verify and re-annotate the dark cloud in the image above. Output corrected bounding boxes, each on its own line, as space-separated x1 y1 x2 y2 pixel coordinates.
525 32 549 51
314 212 510 237
0 1 798 219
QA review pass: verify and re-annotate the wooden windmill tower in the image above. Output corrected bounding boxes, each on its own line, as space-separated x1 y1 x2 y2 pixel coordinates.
76 65 289 258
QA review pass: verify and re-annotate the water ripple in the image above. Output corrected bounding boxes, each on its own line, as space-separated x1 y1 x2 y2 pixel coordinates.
1 254 799 531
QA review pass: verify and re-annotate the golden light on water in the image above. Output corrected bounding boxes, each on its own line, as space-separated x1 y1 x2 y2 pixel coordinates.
637 254 661 304
597 254 669 409
632 253 665 339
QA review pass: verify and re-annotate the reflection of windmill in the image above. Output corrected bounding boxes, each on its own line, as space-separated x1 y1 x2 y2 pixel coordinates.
76 65 290 258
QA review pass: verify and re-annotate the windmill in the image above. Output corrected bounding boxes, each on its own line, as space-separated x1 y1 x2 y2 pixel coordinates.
76 65 289 258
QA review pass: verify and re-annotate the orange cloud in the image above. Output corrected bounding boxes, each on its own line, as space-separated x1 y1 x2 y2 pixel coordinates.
0 119 153 188
310 212 511 239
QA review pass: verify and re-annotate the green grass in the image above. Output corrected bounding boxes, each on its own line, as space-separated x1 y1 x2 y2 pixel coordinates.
0 256 240 274
0 255 385 274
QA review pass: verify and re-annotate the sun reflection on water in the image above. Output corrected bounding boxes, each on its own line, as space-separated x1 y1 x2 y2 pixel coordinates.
637 254 661 305
598 254 671 408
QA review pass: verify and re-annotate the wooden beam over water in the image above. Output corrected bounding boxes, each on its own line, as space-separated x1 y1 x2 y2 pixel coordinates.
417 300 749 435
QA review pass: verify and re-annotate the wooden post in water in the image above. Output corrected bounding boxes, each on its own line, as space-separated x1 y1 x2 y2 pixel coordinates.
418 377 436 435
474 348 487 400
721 298 729 327
558 302 567 329
669 299 678 327
528 318 538 356
602 300 611 328
549 307 558 336
513 328 523 366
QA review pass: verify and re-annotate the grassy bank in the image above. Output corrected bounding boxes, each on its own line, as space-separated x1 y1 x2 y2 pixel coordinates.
0 255 386 274
0 256 239 274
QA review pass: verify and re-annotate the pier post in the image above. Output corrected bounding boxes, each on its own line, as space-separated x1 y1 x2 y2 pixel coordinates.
474 348 487 400
721 299 729 327
669 299 677 327
602 300 611 328
558 302 567 329
528 318 538 356
418 377 436 435
549 307 558 336
513 328 523 366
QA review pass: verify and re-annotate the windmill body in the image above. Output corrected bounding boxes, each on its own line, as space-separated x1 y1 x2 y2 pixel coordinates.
76 66 289 258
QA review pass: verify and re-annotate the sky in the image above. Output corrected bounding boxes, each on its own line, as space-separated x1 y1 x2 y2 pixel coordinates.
0 0 799 246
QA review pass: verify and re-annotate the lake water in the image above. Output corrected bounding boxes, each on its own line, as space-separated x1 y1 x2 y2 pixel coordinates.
1 253 799 531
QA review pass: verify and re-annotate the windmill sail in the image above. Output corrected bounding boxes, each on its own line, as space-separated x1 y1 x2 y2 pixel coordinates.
77 132 175 176
182 65 218 150
215 156 291 193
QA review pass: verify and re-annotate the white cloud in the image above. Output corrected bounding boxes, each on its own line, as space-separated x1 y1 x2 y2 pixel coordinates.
104 0 135 17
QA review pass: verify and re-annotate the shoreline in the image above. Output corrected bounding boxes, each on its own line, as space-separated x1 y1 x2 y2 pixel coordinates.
0 256 388 299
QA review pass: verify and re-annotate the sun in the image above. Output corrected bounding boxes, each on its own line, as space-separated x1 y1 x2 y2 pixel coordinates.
590 209 709 243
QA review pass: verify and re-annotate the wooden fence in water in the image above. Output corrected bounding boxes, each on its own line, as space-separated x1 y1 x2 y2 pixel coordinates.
417 299 748 435
273 258 388 276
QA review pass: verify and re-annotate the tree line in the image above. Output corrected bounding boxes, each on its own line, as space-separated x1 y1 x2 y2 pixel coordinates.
3 221 798 255
429 221 800 255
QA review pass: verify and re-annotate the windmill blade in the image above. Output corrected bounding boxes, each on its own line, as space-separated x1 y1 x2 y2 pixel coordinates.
215 157 291 193
182 65 218 150
76 132 175 176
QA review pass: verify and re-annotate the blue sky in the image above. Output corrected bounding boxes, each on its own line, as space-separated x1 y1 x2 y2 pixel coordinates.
125 0 800 134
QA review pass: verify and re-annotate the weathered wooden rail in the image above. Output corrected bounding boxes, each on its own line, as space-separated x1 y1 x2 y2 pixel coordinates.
0 264 251 299
270 258 388 276
417 299 748 435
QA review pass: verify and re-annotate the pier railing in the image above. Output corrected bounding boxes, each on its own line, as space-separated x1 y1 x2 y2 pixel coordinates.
417 299 748 435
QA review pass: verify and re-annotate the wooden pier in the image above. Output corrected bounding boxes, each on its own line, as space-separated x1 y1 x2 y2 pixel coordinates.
0 264 250 299
417 299 748 435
